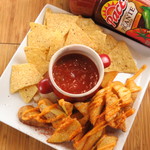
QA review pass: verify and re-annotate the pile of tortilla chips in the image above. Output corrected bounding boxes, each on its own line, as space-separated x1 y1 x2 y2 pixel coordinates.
10 8 138 103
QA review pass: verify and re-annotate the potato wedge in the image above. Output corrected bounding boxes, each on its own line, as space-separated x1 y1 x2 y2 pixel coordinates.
47 116 82 143
74 102 89 116
38 99 66 128
18 105 48 127
58 99 73 115
82 129 103 150
105 92 120 122
89 97 104 125
101 71 118 88
95 134 118 150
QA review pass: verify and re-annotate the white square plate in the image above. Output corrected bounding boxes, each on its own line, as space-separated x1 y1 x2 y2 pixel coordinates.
0 4 150 150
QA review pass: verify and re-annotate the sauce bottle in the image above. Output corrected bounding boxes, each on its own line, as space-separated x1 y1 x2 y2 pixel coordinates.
69 0 150 47
69 0 98 17
94 0 150 47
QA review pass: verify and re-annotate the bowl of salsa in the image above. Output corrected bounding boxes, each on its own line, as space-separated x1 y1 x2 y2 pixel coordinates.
49 44 104 102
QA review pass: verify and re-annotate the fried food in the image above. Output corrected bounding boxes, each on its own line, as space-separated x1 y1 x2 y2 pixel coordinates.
17 64 146 149
47 116 82 143
82 130 103 150
45 13 78 36
24 47 49 75
74 102 89 116
46 31 65 61
89 97 104 125
43 8 52 25
76 17 106 51
15 6 147 150
94 134 118 150
10 63 42 93
105 92 120 122
101 71 118 88
112 82 132 107
74 102 89 126
38 99 66 128
19 85 38 103
100 34 118 54
18 105 48 127
64 23 98 50
104 41 138 73
58 99 73 116
125 65 147 92
76 17 103 32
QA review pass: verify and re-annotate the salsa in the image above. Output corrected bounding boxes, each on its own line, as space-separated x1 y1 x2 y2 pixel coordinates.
53 54 99 94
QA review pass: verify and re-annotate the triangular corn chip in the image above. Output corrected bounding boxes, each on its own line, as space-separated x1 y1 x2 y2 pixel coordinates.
43 8 52 25
24 47 49 75
46 13 78 36
46 31 65 61
28 23 56 49
19 85 38 103
100 34 118 54
105 41 138 73
10 63 42 93
76 17 106 51
65 24 98 50
76 17 103 32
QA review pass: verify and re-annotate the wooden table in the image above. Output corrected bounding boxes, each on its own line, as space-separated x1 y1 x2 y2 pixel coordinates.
0 0 150 150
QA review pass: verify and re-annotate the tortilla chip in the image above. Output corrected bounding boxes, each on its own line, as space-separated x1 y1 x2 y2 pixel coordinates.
46 31 65 61
76 17 106 51
105 41 138 73
19 85 38 103
27 23 55 49
87 30 107 52
29 22 45 30
76 17 103 32
64 24 98 50
10 63 42 93
46 13 78 36
24 47 49 75
100 34 118 54
43 8 52 25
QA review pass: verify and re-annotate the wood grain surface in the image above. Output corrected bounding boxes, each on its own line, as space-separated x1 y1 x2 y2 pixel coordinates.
0 0 150 150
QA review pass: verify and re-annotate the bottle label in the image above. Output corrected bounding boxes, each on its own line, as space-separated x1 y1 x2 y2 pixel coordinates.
101 0 128 28
116 2 138 33
101 0 138 33
98 0 150 47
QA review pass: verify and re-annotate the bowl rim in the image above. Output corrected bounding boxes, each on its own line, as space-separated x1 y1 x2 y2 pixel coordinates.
49 44 104 98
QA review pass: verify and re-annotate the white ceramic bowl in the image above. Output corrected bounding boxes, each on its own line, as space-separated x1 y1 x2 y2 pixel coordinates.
49 44 104 102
